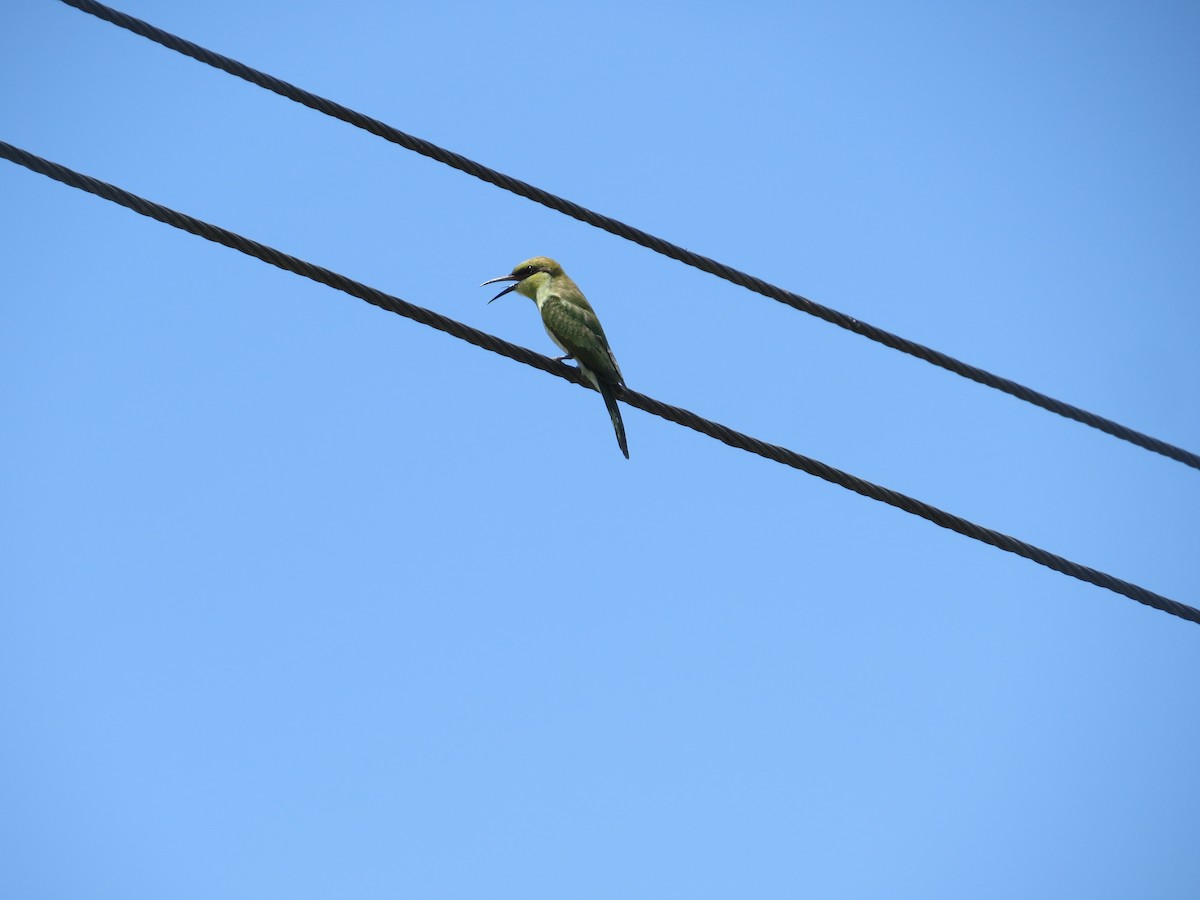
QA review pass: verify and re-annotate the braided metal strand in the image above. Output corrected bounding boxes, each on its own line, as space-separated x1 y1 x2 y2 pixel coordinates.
56 0 1200 472
3 140 1195 625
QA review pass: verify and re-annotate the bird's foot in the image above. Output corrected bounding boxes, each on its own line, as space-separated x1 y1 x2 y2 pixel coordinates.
553 354 575 363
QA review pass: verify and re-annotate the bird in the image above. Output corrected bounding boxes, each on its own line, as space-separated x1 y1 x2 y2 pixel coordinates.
481 257 629 458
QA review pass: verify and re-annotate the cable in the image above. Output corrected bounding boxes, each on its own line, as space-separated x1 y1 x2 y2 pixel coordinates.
3 139 1195 625
55 0 1200 473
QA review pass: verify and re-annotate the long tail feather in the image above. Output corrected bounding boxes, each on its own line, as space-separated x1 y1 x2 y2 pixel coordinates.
597 380 629 459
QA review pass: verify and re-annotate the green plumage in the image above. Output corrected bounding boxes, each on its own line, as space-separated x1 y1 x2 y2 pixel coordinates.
482 257 629 458
539 296 623 385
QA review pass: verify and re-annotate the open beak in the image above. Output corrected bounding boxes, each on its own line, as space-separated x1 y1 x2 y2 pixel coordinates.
480 274 520 304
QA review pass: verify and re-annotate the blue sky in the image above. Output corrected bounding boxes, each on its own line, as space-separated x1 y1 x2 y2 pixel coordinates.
3 1 1198 897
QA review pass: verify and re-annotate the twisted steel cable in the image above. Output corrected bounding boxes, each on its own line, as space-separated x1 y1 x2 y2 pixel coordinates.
54 0 1200 472
3 139 1195 626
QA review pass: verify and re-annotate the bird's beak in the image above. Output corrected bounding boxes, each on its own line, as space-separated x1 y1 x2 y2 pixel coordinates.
481 274 520 304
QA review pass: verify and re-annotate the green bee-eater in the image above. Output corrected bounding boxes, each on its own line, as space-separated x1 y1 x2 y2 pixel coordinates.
482 257 629 458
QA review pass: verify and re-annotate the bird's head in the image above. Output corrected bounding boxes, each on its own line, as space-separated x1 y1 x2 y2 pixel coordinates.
481 256 562 302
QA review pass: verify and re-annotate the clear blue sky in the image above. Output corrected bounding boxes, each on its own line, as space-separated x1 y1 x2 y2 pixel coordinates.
3 2 1198 897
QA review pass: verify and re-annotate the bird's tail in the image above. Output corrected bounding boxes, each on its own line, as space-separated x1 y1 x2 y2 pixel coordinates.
598 380 630 459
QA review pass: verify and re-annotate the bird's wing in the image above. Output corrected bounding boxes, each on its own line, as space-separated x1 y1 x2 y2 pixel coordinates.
540 295 624 385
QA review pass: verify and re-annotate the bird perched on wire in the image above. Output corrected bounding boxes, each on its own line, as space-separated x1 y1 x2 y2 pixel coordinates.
482 257 629 458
